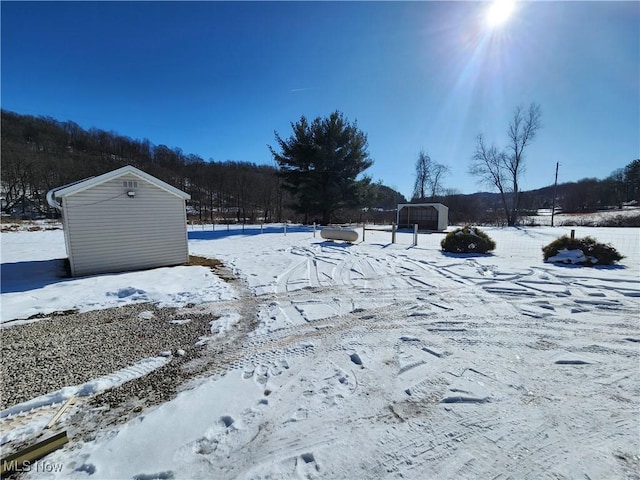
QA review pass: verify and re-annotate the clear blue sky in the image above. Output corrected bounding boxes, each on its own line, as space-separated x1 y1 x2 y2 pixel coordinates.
2 1 638 198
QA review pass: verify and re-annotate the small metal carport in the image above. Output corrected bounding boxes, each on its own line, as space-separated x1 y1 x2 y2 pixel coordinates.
396 203 449 231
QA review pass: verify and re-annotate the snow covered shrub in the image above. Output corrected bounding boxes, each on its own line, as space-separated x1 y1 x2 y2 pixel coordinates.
542 235 624 266
440 226 496 254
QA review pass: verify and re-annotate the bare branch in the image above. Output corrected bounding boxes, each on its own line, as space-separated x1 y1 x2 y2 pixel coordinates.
470 134 506 194
470 103 542 225
507 103 542 177
428 163 450 199
412 150 432 201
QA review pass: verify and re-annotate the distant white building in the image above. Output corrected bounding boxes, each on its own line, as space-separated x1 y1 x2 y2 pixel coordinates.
47 165 191 277
396 203 449 231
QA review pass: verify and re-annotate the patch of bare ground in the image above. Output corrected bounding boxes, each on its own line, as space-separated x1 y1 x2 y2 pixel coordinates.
0 257 256 451
1 259 260 458
0 303 217 410
0 220 62 232
189 254 234 281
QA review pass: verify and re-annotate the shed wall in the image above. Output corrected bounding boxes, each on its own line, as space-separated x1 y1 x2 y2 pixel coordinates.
398 206 439 230
437 205 449 231
397 203 449 231
63 173 188 276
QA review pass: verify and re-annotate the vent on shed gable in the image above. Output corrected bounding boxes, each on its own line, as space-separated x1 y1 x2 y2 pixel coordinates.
123 180 138 198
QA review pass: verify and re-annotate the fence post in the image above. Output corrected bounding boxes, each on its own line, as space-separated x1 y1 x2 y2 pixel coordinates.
284 223 287 236
392 223 396 244
313 222 316 237
260 223 264 234
413 224 418 246
362 224 366 242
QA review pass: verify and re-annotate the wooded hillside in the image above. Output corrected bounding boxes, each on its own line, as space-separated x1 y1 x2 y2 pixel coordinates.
1 110 637 225
0 110 405 223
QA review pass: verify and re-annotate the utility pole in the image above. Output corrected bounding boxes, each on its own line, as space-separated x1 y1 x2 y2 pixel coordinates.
551 162 559 227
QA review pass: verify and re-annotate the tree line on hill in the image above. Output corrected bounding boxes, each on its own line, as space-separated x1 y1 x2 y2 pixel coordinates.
0 109 403 224
1 109 638 225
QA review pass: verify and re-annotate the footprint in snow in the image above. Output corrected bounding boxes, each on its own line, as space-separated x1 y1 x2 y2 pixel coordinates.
132 471 174 480
296 452 320 473
194 437 218 455
220 415 235 428
350 353 363 366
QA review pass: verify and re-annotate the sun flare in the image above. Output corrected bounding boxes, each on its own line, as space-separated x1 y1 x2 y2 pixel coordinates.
486 0 516 29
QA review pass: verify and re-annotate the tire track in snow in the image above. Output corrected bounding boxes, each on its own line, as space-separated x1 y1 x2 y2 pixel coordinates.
8 232 639 479
222 240 639 480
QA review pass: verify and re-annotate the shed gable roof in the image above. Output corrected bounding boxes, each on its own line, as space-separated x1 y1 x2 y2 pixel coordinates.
49 165 191 201
397 203 448 210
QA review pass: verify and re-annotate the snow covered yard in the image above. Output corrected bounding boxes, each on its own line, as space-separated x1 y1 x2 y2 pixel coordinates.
523 206 640 227
1 225 639 479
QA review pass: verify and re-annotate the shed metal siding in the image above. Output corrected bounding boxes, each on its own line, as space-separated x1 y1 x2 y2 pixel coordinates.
398 206 439 230
437 205 449 231
64 173 188 276
396 203 449 231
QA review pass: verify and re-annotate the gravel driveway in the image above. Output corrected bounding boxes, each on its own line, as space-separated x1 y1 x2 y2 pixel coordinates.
1 303 218 411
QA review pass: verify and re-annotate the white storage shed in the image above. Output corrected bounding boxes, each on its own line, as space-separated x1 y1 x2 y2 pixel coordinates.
397 203 449 231
47 165 191 277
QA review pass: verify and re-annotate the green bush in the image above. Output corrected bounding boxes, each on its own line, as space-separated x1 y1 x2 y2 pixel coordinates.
542 235 624 266
440 226 496 254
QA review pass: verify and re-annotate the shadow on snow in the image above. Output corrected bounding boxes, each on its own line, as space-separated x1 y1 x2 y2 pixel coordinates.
188 225 313 240
440 252 495 259
1 259 70 294
313 241 354 249
543 261 627 270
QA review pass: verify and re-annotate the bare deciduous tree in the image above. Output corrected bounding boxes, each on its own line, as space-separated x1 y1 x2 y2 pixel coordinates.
412 150 431 201
470 103 542 225
428 162 450 200
412 150 449 202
